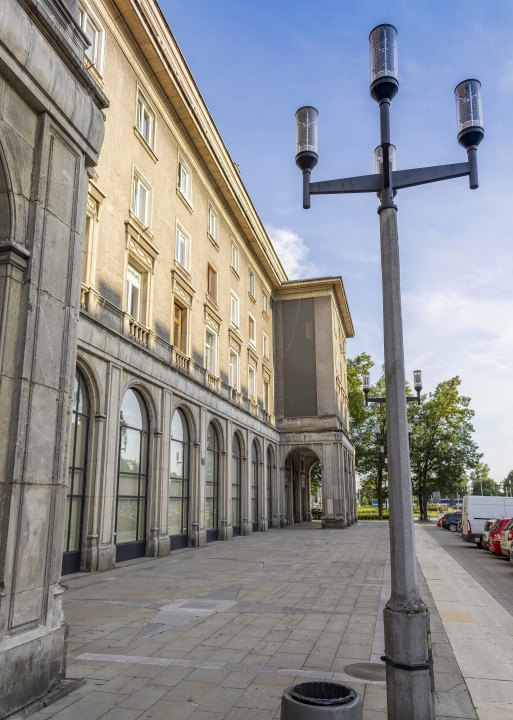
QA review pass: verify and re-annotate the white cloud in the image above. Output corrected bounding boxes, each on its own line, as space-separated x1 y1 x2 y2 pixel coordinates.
266 225 319 280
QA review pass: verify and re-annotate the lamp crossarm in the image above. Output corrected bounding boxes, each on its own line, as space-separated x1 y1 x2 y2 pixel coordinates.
309 161 470 197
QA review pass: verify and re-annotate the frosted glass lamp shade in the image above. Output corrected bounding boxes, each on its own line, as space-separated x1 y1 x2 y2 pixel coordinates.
375 144 396 173
369 24 399 102
455 79 484 148
413 370 422 391
362 372 370 391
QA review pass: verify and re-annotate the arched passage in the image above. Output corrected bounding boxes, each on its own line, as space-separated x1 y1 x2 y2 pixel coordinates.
282 446 321 525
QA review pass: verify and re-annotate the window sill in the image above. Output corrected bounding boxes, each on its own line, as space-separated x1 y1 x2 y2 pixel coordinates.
262 311 269 322
207 232 219 250
249 340 257 349
206 294 219 310
231 266 240 280
248 292 256 304
128 210 154 238
177 188 193 213
134 127 158 162
174 258 192 278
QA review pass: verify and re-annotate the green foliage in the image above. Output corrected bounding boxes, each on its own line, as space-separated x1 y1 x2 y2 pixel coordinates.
502 469 513 496
470 462 500 496
310 462 322 497
409 377 481 519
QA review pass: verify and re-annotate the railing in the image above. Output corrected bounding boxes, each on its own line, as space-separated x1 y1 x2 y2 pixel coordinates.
80 285 88 310
127 317 150 346
205 370 218 392
172 347 190 374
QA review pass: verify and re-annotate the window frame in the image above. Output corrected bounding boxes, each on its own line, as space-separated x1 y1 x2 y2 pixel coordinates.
248 312 256 347
173 301 187 354
205 327 218 375
176 221 191 272
263 379 270 412
126 263 142 322
263 332 269 360
229 348 239 390
231 241 239 274
262 291 268 315
136 91 155 150
131 169 152 228
78 1 105 75
248 267 255 297
248 365 256 401
230 291 240 328
208 205 218 243
177 154 192 205
207 264 217 302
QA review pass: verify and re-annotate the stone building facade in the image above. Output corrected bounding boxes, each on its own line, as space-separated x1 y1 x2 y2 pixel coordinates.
0 0 356 715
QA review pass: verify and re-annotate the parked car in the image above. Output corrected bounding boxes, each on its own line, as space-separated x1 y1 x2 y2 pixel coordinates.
488 518 511 556
441 512 462 532
500 518 513 558
480 520 495 550
462 495 513 545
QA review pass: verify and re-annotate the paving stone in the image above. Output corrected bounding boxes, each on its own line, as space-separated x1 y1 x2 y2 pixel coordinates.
137 700 198 720
118 685 170 710
163 680 219 704
235 684 285 711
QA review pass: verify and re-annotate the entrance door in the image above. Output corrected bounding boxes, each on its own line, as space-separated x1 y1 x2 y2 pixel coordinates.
169 408 190 550
231 433 242 537
205 423 219 542
267 448 273 528
62 369 89 576
251 441 259 532
116 389 148 562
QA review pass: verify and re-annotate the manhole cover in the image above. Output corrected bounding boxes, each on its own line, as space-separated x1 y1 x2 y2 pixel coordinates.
343 663 386 681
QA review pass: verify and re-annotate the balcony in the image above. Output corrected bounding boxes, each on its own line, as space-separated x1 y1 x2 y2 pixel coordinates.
205 370 219 392
172 347 190 374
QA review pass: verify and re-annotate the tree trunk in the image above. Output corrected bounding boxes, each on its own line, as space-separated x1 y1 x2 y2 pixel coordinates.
418 492 424 521
422 476 429 521
377 464 383 520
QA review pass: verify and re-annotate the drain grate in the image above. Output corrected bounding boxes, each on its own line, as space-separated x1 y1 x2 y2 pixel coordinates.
343 663 386 681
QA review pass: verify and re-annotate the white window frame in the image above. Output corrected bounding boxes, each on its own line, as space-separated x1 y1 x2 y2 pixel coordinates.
136 91 155 149
178 154 192 204
263 332 269 360
262 291 268 315
248 312 256 347
208 206 217 242
248 267 255 297
231 241 239 274
229 348 239 390
176 222 191 272
126 264 141 322
263 379 269 412
248 365 256 401
230 291 239 328
131 169 152 227
205 328 218 375
78 1 105 74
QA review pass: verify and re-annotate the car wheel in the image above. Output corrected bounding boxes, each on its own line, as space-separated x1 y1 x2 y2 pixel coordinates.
448 523 457 532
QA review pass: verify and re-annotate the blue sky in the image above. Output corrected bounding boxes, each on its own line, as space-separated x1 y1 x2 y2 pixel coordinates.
160 0 513 484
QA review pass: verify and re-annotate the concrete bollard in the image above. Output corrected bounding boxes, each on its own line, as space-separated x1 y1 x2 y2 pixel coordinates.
281 682 362 720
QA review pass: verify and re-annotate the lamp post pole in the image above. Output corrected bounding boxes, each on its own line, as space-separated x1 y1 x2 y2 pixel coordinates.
294 24 484 720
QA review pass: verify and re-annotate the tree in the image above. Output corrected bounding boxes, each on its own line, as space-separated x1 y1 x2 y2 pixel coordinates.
502 469 513 496
310 462 322 497
409 377 481 520
469 462 500 496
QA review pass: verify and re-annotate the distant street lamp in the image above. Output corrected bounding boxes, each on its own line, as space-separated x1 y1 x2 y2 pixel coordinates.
295 23 483 720
362 369 422 406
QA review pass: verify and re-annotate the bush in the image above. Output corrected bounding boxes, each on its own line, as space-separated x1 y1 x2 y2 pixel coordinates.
357 508 389 520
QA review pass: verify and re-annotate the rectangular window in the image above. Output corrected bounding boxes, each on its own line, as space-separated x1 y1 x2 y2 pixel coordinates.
230 291 239 327
126 264 141 321
263 380 269 412
248 268 255 297
263 332 269 360
207 265 217 302
208 208 217 241
178 157 192 203
205 329 217 374
176 224 190 272
248 313 256 346
231 242 239 274
132 172 151 226
136 94 154 148
78 2 104 73
173 303 186 353
230 349 239 389
262 291 268 315
248 365 256 401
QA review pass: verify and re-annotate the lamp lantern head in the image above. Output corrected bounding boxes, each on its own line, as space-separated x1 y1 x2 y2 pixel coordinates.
362 372 371 392
369 24 399 103
295 106 319 171
413 370 422 392
455 79 484 149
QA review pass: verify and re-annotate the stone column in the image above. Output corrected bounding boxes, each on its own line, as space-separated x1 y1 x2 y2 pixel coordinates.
322 443 346 529
83 411 106 572
221 421 233 541
259 458 267 532
0 1 107 713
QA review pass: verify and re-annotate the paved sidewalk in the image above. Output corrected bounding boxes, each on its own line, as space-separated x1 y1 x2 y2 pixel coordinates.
417 524 513 720
28 523 473 720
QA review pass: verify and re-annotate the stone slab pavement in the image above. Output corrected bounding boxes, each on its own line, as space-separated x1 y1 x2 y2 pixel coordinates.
416 523 513 720
26 523 475 720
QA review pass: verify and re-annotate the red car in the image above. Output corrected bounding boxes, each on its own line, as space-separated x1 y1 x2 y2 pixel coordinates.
488 518 511 556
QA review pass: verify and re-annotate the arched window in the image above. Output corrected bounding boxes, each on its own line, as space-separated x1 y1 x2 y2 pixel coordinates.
205 423 219 541
251 441 259 530
63 369 90 575
169 408 189 549
116 389 148 561
231 433 242 535
267 447 273 526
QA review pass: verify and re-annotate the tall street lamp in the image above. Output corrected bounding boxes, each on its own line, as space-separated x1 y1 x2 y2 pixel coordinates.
295 24 483 720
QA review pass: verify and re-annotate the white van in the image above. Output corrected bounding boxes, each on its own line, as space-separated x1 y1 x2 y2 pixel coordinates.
462 496 513 545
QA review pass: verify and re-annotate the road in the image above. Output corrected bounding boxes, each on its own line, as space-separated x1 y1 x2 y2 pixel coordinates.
422 521 513 617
